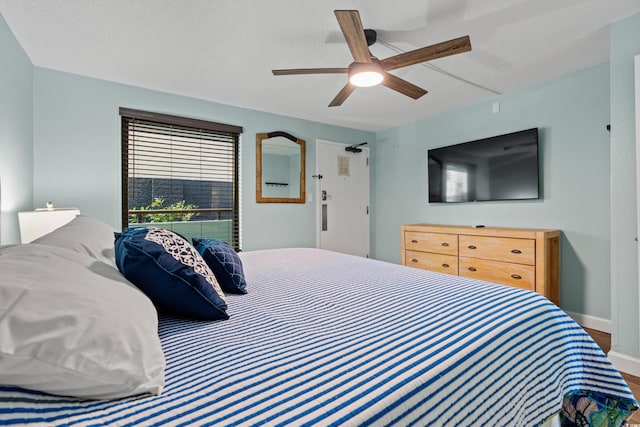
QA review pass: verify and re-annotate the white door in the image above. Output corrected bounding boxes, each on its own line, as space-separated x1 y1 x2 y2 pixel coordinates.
635 55 640 293
315 139 370 257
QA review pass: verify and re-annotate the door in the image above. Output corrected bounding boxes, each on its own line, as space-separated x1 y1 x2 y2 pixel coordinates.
315 139 370 257
636 55 640 292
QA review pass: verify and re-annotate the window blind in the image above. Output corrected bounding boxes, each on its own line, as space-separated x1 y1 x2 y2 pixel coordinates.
120 108 242 250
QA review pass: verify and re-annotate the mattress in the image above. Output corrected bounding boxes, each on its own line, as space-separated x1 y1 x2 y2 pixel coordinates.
0 248 637 426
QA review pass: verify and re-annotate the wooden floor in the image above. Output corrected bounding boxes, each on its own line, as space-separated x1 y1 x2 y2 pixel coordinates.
584 328 640 424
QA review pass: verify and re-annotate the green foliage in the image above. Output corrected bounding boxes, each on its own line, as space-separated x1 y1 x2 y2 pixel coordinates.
130 197 199 223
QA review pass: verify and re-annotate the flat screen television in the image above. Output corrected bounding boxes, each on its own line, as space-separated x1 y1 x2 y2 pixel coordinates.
428 128 539 203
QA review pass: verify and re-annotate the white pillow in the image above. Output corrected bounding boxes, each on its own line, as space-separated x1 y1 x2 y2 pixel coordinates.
0 244 165 399
31 215 118 267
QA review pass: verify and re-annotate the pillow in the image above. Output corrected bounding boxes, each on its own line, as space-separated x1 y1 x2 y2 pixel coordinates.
0 244 165 399
31 215 118 267
192 238 247 294
114 227 228 320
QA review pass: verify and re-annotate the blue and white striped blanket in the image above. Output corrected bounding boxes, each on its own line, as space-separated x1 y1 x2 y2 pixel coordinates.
0 248 637 426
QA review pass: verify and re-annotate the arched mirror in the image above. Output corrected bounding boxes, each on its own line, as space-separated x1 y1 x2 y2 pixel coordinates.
256 131 306 203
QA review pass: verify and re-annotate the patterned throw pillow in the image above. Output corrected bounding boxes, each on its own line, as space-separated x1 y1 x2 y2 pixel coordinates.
192 238 247 294
114 227 228 320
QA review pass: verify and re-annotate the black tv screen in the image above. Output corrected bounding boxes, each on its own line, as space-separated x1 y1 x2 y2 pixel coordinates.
428 128 539 203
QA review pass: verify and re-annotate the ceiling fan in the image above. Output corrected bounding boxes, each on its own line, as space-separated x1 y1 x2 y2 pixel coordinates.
272 10 472 107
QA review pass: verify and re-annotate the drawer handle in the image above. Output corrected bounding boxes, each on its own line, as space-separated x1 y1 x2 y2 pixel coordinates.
411 258 418 263
441 242 449 247
468 267 477 272
468 245 477 250
411 239 418 244
511 274 522 280
511 249 522 254
442 263 449 268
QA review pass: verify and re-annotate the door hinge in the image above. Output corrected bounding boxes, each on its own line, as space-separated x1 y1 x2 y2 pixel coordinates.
366 206 369 215
366 157 369 166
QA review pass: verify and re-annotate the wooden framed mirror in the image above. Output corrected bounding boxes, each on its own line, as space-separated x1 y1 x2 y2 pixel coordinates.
256 131 306 203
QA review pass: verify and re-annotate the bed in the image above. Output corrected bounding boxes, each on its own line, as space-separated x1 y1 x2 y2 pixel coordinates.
0 216 637 426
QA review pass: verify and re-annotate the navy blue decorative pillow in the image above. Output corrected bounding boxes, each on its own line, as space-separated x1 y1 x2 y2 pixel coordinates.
192 238 247 294
114 227 228 320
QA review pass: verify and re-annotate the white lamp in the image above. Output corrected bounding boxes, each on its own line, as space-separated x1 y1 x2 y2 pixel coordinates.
18 203 80 243
348 58 384 87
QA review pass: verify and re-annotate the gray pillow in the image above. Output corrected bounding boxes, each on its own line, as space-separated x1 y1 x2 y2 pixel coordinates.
0 244 165 399
32 215 118 266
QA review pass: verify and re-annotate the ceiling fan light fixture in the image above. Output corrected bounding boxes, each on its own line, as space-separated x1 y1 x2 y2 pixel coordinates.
349 59 384 87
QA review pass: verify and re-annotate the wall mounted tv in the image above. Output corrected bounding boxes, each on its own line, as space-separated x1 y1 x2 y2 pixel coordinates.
428 128 539 203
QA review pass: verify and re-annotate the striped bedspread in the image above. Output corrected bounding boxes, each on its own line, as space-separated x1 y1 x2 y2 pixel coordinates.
0 248 637 426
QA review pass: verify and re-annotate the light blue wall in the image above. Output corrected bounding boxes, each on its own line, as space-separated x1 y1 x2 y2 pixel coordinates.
372 64 612 319
32 68 374 251
610 12 640 358
0 14 33 244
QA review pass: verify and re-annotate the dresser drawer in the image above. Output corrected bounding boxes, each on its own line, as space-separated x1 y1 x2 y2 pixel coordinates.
405 250 458 275
459 235 535 265
404 231 458 255
459 257 535 291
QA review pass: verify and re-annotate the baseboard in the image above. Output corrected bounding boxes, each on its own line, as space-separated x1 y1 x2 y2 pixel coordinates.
608 351 640 378
564 312 640 377
565 311 611 333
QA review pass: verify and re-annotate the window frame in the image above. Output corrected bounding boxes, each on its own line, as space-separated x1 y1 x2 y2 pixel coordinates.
119 108 243 250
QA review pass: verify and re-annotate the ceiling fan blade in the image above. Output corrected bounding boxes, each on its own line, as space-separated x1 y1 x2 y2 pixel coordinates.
329 83 356 107
382 35 471 71
381 73 428 99
334 10 371 63
272 68 348 76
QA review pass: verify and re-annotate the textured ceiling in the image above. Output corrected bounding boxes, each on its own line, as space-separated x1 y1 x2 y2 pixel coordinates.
2 0 640 131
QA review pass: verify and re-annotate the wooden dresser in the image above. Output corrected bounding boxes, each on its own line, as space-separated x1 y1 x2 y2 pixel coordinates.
401 224 560 304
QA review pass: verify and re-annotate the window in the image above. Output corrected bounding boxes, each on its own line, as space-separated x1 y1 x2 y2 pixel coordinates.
120 108 243 250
